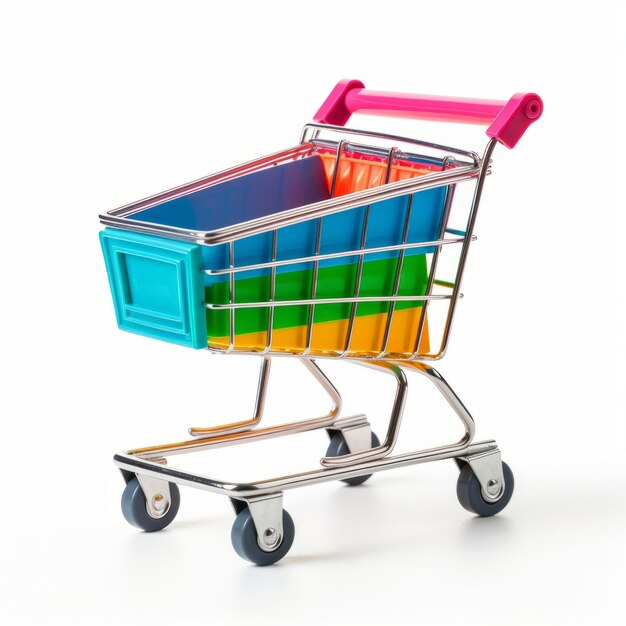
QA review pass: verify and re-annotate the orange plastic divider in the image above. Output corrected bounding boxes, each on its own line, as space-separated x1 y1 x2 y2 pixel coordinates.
317 149 437 197
209 307 430 357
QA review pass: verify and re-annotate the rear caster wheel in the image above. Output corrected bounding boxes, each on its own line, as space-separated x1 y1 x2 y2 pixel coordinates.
456 461 514 517
121 477 180 532
325 431 380 486
231 507 295 566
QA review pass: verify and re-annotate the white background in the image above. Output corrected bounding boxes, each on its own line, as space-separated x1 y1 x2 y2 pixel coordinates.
1 1 625 624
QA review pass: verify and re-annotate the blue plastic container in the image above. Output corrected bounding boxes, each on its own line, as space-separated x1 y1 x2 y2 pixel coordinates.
101 153 447 348
131 154 446 284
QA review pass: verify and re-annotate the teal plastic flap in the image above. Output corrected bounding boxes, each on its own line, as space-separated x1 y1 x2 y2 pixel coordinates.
100 229 206 349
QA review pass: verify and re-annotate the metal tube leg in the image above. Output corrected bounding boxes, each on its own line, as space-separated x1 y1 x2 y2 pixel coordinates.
189 355 272 437
299 357 342 420
128 357 343 458
320 359 475 469
188 356 342 438
320 360 408 467
400 361 475 446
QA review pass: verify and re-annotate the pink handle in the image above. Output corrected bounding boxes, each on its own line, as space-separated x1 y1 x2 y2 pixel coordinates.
314 79 543 149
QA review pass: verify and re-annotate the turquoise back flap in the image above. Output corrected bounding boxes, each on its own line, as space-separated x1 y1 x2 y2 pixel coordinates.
100 229 206 348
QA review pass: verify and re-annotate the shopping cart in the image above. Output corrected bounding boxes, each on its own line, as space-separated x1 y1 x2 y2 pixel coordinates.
100 79 542 565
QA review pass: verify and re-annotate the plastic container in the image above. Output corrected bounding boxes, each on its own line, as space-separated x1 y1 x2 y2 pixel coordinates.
102 148 447 356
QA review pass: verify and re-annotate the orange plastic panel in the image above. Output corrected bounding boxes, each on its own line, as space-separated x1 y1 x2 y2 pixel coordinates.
208 307 430 358
317 149 438 197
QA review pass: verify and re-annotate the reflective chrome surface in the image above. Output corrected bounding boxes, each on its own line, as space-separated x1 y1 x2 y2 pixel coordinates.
117 358 491 500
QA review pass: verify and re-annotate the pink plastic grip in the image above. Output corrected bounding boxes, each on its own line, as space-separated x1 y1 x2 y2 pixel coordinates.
314 79 543 149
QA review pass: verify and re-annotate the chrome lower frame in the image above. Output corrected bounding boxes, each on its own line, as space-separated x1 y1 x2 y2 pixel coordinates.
114 356 504 550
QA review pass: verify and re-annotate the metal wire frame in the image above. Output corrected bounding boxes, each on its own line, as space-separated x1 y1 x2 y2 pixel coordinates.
99 124 480 246
114 356 496 499
202 135 493 362
100 124 492 362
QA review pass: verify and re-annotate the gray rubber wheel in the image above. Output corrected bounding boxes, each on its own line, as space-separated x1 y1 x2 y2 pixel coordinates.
121 477 180 532
231 507 295 566
456 461 514 517
325 431 380 486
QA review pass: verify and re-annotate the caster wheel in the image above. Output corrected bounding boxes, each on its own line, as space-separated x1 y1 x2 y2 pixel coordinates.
326 431 380 486
456 461 514 517
121 477 180 532
231 507 295 566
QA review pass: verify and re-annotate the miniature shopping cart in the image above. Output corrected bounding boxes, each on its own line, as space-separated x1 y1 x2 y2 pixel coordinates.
99 80 542 565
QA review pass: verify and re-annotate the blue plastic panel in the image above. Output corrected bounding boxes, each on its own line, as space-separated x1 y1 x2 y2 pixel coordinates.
132 156 331 231
100 229 206 348
126 154 447 287
198 187 447 288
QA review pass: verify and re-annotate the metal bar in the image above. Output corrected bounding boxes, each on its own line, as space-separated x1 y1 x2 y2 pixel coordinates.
345 146 395 358
400 361 475 444
263 229 278 354
188 356 272 437
312 139 460 169
304 138 347 355
301 123 480 162
204 238 464 276
436 138 498 358
228 241 235 352
205 346 440 361
206 294 451 310
341 200 372 356
379 193 414 355
114 439 499 499
100 164 481 245
411 157 457 358
303 217 323 355
311 135 463 163
321 360 408 467
329 139 346 197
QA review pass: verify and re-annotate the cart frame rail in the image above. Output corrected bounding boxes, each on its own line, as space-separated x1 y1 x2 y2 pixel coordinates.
113 356 506 554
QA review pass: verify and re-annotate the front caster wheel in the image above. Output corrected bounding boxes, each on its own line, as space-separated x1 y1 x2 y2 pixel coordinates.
326 431 381 486
231 507 295 566
121 477 180 532
456 461 514 517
